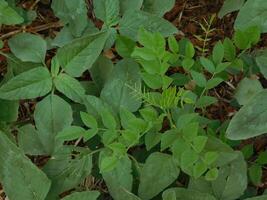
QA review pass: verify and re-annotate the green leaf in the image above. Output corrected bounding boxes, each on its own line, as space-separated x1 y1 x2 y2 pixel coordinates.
235 77 263 105
235 0 267 33
119 0 143 14
17 124 46 155
0 99 18 122
138 152 180 200
51 0 88 36
241 144 254 159
185 40 195 58
90 55 114 91
200 57 215 73
245 195 267 200
257 151 267 165
8 33 47 63
192 136 208 153
0 67 52 100
181 149 199 174
57 31 109 77
168 35 179 53
233 30 250 50
226 90 267 140
100 154 118 173
0 131 51 200
101 154 133 200
119 10 178 41
203 151 219 166
62 191 100 200
191 70 206 87
161 129 178 151
206 78 224 89
205 168 219 181
163 188 216 200
141 72 162 89
43 147 92 198
193 161 208 178
196 96 217 108
80 112 98 130
93 0 120 26
116 35 136 58
101 108 117 130
34 94 73 154
56 126 86 141
223 37 236 61
100 58 141 112
212 41 224 64
256 51 267 79
182 122 199 142
218 0 245 18
0 0 24 25
249 164 262 186
215 62 230 73
54 73 85 103
143 0 175 16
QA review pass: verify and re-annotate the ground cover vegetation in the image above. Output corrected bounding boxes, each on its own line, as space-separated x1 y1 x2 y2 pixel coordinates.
1 0 267 199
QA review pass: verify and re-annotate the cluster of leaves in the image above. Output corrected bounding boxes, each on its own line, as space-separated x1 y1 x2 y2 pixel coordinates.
1 0 267 200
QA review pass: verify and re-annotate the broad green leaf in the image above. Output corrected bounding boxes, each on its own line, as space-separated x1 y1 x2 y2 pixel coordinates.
191 70 206 87
0 99 18 122
256 51 267 79
0 67 52 100
241 144 254 159
141 72 162 89
189 152 247 200
0 40 3 48
0 131 51 200
43 146 92 199
0 0 23 25
34 94 73 154
212 41 224 64
212 152 247 200
8 33 47 63
54 73 85 103
56 126 86 141
196 96 217 108
218 0 245 18
226 90 267 140
101 58 141 112
235 0 267 33
206 78 224 89
6 54 40 75
51 0 88 36
115 35 136 58
234 77 263 105
162 188 216 200
80 112 98 130
18 124 46 155
143 0 175 16
257 151 267 165
62 191 100 200
161 129 178 151
119 0 143 14
200 57 215 73
249 164 262 186
138 152 180 200
57 31 109 77
245 195 267 200
205 168 219 181
193 161 208 179
181 149 199 174
90 55 114 91
52 26 75 47
101 153 133 200
168 35 179 53
120 10 178 41
101 108 117 130
233 30 250 50
93 0 120 26
203 152 219 166
192 136 208 153
223 38 236 62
